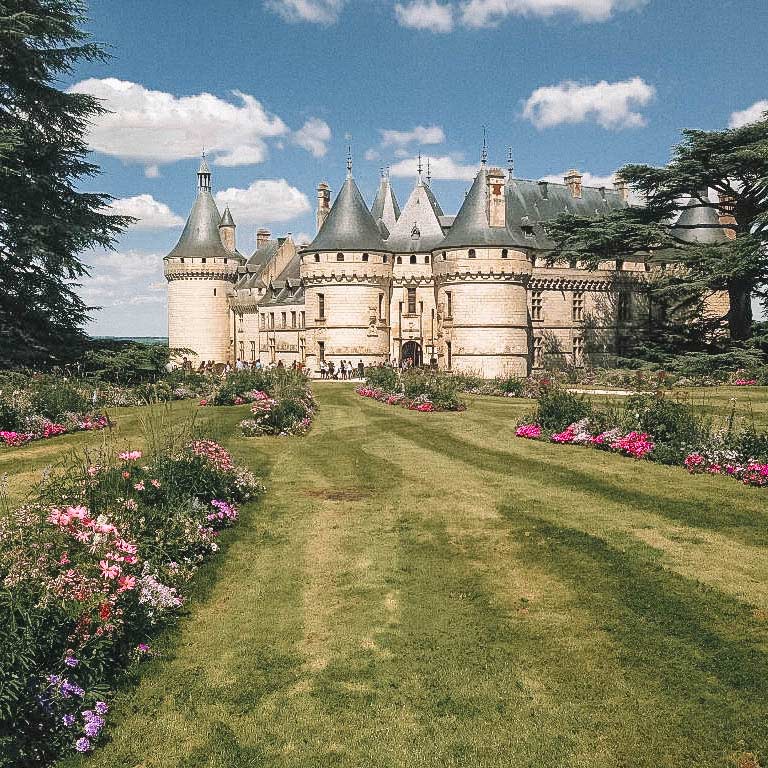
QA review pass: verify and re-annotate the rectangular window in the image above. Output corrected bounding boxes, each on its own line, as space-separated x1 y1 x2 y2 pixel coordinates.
269 313 275 329
318 293 325 319
291 311 296 328
407 287 417 315
300 311 305 329
618 290 632 323
378 293 384 320
573 336 584 364
281 312 287 329
299 337 306 362
318 341 325 362
446 291 453 318
260 313 265 329
531 290 543 321
572 291 584 322
446 341 452 369
533 336 543 367
250 340 256 361
269 337 276 362
238 341 244 359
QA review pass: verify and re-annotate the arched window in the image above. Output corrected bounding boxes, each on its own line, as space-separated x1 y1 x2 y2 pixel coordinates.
383 255 388 263
501 249 508 259
396 256 402 264
409 255 416 264
442 252 447 261
425 255 430 264
362 253 369 262
336 252 344 261
314 253 320 262
468 249 476 258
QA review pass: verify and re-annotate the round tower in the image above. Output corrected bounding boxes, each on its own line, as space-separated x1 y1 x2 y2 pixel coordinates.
300 161 392 376
432 162 532 378
164 156 244 363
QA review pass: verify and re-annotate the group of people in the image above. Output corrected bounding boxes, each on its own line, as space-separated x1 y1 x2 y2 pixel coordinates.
319 359 365 380
169 357 307 376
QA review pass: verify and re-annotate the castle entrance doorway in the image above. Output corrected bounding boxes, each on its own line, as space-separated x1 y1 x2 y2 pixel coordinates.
401 341 422 367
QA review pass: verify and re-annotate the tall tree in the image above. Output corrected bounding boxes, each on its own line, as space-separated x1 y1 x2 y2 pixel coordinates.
0 0 131 366
545 117 768 341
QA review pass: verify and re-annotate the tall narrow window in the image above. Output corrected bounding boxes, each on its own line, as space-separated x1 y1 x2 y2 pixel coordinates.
573 336 584 364
300 311 305 329
572 291 584 322
280 312 285 328
318 293 325 319
362 253 369 262
407 287 417 314
533 336 543 367
531 290 543 321
260 313 265 329
425 255 430 264
378 293 384 320
396 256 402 264
239 341 244 359
213 288 216 296
314 253 320 262
250 340 256 361
468 249 476 258
291 311 297 328
618 290 632 323
318 341 325 362
410 255 416 264
446 291 453 317
501 249 508 259
446 341 452 369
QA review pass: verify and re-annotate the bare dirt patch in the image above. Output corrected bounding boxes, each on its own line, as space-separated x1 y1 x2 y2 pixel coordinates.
305 488 370 502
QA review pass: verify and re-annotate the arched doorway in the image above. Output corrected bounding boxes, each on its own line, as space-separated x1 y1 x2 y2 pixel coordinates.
401 341 422 367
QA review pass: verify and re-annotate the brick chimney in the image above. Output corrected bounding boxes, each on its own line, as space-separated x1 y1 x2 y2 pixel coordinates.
564 169 583 198
486 168 506 227
613 175 630 203
256 228 271 249
316 182 330 233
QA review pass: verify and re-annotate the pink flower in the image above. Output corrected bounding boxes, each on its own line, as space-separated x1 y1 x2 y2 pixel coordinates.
150 479 161 489
515 424 542 439
99 561 121 580
59 552 70 565
118 450 142 461
117 574 136 592
134 481 145 491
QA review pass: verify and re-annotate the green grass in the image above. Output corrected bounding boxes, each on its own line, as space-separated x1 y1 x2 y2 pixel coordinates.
3 386 768 767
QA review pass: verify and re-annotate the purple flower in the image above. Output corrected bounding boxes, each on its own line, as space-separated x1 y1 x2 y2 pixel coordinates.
95 701 109 715
64 656 78 667
84 720 102 737
62 714 76 727
61 681 84 698
47 674 61 686
75 737 91 752
137 643 150 654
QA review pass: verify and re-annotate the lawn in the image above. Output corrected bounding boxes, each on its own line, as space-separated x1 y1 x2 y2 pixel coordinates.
4 385 768 767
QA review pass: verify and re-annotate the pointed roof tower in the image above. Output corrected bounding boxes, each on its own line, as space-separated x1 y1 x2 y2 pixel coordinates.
371 169 401 235
306 170 388 252
219 206 235 227
439 165 515 249
669 190 729 245
166 156 243 262
386 174 445 253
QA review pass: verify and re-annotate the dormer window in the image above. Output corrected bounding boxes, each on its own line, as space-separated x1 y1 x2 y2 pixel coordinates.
362 253 369 262
336 252 344 261
501 249 508 259
468 249 476 258
396 256 402 264
522 226 535 239
314 253 320 262
409 255 416 264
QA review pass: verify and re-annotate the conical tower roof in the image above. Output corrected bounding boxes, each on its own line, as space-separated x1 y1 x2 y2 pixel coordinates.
386 177 445 253
371 173 400 234
220 206 235 227
670 191 728 245
307 175 387 252
439 166 516 249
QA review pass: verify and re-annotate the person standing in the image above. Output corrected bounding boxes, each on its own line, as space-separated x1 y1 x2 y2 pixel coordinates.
357 359 365 379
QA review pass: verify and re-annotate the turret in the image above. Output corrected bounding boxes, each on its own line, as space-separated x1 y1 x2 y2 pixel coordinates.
371 168 401 237
164 156 244 364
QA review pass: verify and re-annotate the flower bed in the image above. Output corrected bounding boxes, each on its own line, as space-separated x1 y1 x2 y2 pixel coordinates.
0 413 108 448
357 368 465 412
356 386 445 412
238 388 316 436
0 440 264 764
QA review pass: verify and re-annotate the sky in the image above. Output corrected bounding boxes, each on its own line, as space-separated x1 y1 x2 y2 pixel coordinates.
67 0 768 336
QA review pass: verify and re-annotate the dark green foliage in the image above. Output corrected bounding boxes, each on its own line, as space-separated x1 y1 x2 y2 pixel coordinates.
80 341 172 384
534 388 592 431
213 369 308 406
497 376 525 396
622 393 702 449
255 398 311 435
29 380 89 419
363 365 399 392
0 1 131 365
400 369 465 411
735 427 768 463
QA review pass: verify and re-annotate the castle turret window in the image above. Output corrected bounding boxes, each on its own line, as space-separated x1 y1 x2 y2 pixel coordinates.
531 291 543 321
501 249 508 259
407 287 417 314
442 252 446 261
201 258 207 263
425 255 430 264
533 336 543 367
468 249 476 258
291 311 297 328
410 255 416 264
572 291 584 322
446 291 453 317
362 253 369 262
318 293 325 319
213 288 216 296
396 256 402 264
314 253 320 262
573 336 584 365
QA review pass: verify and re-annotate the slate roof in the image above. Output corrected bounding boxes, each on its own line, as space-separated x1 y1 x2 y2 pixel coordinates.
247 239 280 269
669 192 729 245
371 174 401 234
385 178 446 253
220 206 235 227
165 189 239 262
258 252 306 306
305 175 388 252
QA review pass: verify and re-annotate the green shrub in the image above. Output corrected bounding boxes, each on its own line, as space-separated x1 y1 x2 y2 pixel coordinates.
401 369 464 411
0 398 24 431
534 388 592 431
497 376 524 396
734 426 768 462
364 365 399 392
212 369 308 405
29 380 89 420
621 393 701 448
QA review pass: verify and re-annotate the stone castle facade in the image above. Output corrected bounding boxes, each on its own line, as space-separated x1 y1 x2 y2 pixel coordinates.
164 154 730 378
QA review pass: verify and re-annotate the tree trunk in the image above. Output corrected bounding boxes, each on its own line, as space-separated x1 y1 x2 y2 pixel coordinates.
727 279 753 340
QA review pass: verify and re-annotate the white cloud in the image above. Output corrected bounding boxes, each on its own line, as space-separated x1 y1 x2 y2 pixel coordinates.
395 0 454 32
293 232 314 246
460 0 645 27
292 117 332 157
214 179 311 226
68 79 290 170
394 148 410 158
364 148 381 161
522 77 655 130
144 165 160 178
729 100 768 128
106 194 184 229
264 0 345 23
389 154 477 180
381 125 446 147
79 250 165 311
539 170 616 188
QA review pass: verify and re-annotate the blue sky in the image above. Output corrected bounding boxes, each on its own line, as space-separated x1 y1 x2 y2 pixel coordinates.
68 0 768 336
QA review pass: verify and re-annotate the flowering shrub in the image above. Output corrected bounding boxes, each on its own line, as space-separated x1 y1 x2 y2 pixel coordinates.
0 414 108 448
734 378 757 386
357 370 465 413
515 424 542 439
0 439 264 765
238 387 316 437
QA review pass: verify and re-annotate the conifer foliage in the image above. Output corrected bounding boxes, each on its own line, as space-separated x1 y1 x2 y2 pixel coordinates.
0 1 130 365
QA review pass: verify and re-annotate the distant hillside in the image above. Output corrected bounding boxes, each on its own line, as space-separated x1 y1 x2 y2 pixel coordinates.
92 336 168 346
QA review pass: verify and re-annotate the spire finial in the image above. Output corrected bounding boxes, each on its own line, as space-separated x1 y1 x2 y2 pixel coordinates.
426 157 431 186
417 152 423 179
197 150 211 191
481 126 488 166
386 164 390 179
380 166 385 178
507 146 514 175
346 144 352 177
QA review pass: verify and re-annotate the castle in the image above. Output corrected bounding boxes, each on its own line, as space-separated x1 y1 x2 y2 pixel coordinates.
164 151 730 378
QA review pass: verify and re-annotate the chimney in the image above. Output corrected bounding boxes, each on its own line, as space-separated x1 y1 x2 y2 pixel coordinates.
486 168 506 227
538 180 549 199
316 182 331 233
564 169 583 199
613 175 630 203
256 228 271 249
717 190 737 240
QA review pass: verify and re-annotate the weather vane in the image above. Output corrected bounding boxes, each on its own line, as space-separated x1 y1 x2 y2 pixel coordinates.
481 126 488 165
